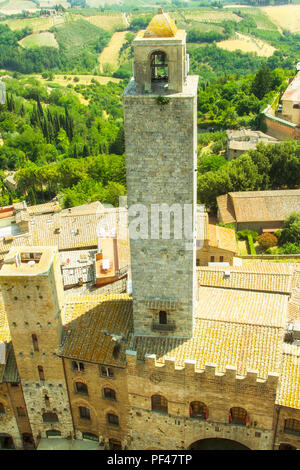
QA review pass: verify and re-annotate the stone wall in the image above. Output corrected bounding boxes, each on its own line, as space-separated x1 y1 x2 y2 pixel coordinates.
0 250 74 445
0 382 23 449
123 76 198 338
197 246 235 266
63 357 129 448
264 114 297 140
125 351 278 450
274 406 300 450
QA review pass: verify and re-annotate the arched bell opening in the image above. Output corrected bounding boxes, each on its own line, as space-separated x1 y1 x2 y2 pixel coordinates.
150 51 168 87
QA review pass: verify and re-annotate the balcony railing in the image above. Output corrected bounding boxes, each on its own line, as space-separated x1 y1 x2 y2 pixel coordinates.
151 320 176 332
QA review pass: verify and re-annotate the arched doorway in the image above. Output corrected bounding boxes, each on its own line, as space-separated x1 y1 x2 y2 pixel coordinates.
22 433 35 450
188 438 250 450
0 433 15 450
279 443 297 450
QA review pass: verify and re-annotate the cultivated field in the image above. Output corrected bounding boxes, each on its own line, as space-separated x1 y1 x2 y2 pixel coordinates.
184 9 242 23
1 13 64 32
39 0 69 6
31 74 121 105
85 13 126 31
33 73 121 86
19 32 59 48
0 0 38 15
98 30 128 74
86 0 122 7
261 5 300 33
217 32 276 58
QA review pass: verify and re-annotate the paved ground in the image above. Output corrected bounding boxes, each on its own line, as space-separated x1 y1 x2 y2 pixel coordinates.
37 438 102 450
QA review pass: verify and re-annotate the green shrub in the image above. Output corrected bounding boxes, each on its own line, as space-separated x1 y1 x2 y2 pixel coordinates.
247 234 256 255
257 233 278 250
277 243 300 255
237 230 258 242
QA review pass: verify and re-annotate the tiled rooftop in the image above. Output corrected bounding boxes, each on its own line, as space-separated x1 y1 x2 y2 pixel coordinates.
60 294 133 366
281 71 300 103
0 204 128 259
198 263 298 294
131 287 286 380
208 224 237 253
217 189 300 224
276 343 300 409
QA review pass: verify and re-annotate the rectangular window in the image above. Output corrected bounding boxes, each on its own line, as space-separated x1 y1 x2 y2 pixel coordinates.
220 256 224 262
17 407 26 417
100 366 114 378
107 413 119 426
72 361 85 372
38 365 45 381
210 256 215 262
79 406 90 420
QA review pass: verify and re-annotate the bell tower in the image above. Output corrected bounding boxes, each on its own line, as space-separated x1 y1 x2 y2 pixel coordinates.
123 10 198 338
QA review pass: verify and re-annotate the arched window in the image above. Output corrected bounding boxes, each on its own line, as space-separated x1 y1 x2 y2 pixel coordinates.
75 382 88 395
107 413 119 426
159 311 167 325
103 388 116 401
151 394 168 413
32 334 39 352
17 407 26 417
42 412 58 423
0 402 5 415
150 51 168 84
229 407 248 425
189 401 208 420
284 419 300 436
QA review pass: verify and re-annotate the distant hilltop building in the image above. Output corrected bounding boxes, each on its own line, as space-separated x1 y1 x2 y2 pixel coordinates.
263 71 300 140
226 129 279 160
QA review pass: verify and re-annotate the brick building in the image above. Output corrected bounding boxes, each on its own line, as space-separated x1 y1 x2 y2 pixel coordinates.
1 11 300 451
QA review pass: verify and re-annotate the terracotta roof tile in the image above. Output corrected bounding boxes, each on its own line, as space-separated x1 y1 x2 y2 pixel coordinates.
276 343 300 409
60 294 133 366
198 263 297 294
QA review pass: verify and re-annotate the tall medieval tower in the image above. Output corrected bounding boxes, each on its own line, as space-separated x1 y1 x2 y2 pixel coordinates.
0 247 73 445
123 10 198 338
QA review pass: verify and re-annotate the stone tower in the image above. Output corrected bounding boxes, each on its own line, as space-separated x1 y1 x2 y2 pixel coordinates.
0 247 73 445
123 11 198 338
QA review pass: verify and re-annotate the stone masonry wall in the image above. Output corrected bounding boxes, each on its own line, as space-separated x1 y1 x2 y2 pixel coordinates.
125 352 278 450
0 382 23 449
123 76 198 338
62 357 129 448
0 254 74 444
